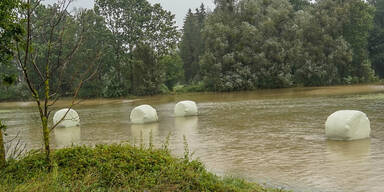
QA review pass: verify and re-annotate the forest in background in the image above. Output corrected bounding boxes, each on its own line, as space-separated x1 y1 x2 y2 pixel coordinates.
1 0 384 100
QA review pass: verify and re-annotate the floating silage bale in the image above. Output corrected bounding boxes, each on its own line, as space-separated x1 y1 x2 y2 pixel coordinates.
53 108 80 128
130 105 158 124
174 101 198 117
325 110 371 141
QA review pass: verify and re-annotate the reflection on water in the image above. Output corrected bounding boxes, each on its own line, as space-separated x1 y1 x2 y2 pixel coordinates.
324 139 373 192
174 116 199 140
1 84 384 192
174 116 198 130
130 123 159 146
53 126 81 148
172 116 199 153
326 139 371 161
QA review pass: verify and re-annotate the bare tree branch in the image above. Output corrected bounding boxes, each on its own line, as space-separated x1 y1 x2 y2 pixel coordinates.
49 49 101 133
4 132 27 160
31 53 45 82
4 131 21 144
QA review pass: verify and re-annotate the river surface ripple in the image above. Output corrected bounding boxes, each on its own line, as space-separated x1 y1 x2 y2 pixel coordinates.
1 84 384 192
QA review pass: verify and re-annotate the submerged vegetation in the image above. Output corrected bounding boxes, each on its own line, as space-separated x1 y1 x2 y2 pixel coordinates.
0 144 288 192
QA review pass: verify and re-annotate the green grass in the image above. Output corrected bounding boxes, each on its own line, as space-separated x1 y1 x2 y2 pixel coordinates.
173 82 206 93
0 144 289 192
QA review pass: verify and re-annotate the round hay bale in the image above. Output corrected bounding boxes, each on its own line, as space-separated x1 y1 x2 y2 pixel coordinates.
53 108 80 128
174 101 198 117
130 105 158 124
325 110 370 141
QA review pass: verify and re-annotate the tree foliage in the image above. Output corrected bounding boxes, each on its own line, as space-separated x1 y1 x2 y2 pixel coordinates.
13 0 102 165
180 5 206 83
1 0 383 101
289 0 310 11
0 0 22 63
160 51 184 91
369 0 384 77
0 0 23 85
199 0 377 91
94 0 179 96
131 43 165 96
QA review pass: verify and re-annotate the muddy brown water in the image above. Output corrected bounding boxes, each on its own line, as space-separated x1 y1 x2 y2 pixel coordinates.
1 85 384 192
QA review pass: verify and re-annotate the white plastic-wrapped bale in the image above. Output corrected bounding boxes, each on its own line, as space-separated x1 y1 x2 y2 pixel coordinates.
130 105 158 124
325 110 371 141
174 101 198 117
53 108 80 128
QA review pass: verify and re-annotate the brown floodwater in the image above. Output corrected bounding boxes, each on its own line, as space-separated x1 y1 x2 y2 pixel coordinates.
1 84 384 192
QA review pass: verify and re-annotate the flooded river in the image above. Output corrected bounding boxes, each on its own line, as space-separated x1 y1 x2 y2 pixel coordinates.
1 85 384 192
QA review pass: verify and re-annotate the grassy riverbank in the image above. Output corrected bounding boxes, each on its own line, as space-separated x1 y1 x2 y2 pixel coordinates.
0 144 288 192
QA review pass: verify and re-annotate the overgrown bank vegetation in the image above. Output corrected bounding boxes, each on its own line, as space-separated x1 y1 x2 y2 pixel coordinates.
0 144 288 192
1 0 384 100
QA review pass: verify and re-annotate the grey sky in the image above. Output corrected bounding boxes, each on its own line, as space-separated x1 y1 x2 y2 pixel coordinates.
43 0 216 28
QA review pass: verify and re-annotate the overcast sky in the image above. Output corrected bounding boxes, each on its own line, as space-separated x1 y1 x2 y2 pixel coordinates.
43 0 216 28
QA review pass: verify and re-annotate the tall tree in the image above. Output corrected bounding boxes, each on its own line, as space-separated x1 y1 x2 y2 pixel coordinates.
95 0 151 95
94 0 179 95
180 9 198 83
160 51 184 90
342 0 375 82
369 0 384 77
131 43 165 95
70 10 114 98
292 0 354 85
180 4 207 83
15 0 98 165
201 0 297 90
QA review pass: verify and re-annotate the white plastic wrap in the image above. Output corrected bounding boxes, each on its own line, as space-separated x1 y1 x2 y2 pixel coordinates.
325 110 371 140
53 108 80 128
130 105 158 124
174 101 198 117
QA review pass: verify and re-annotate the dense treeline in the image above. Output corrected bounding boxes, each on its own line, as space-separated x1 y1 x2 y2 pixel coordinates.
1 0 384 100
1 0 181 99
369 0 384 77
180 5 206 84
193 0 378 91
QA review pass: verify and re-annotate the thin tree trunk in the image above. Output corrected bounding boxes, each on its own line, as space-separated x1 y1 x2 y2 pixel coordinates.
130 48 134 93
0 127 6 167
41 116 51 166
43 41 51 166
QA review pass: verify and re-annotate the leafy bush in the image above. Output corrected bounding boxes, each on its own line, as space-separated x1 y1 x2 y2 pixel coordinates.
173 82 206 93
